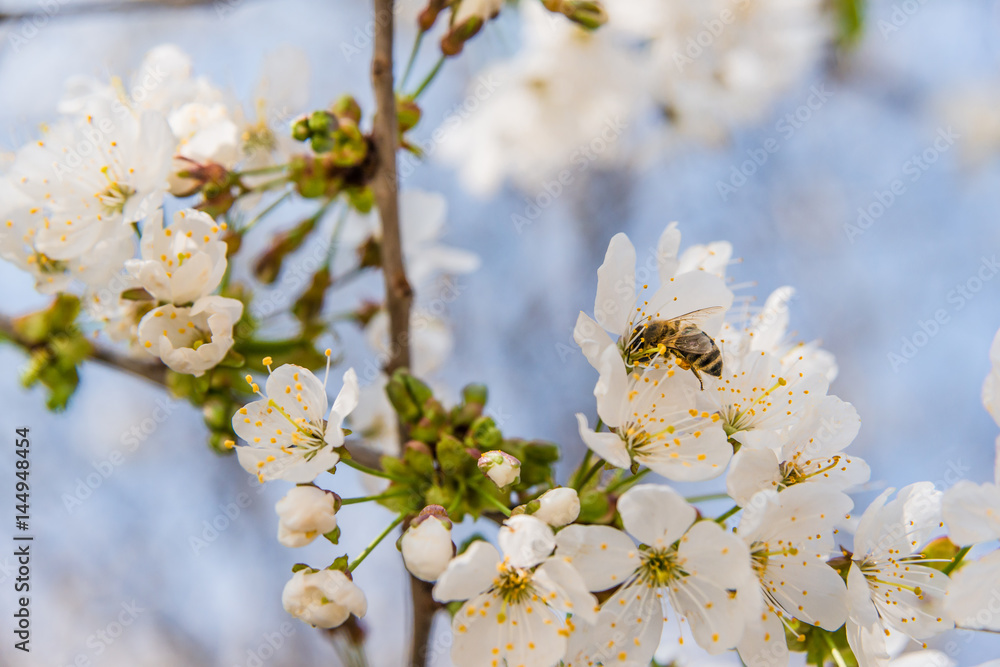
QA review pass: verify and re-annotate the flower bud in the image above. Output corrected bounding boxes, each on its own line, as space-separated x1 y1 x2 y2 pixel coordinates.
276 486 339 548
400 505 454 582
529 487 580 527
478 450 521 488
332 95 362 125
282 569 367 628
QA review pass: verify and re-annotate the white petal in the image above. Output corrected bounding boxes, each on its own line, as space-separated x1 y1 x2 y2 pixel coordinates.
554 525 640 592
450 591 506 666
945 549 1000 631
737 608 788 667
325 368 360 446
765 551 849 630
668 572 745 653
618 484 695 548
574 311 616 372
565 582 662 666
727 448 781 507
535 557 600 624
265 364 329 428
499 515 555 569
576 414 631 469
594 233 636 334
594 345 629 427
677 520 753 590
942 480 1000 545
656 221 681 284
433 541 500 603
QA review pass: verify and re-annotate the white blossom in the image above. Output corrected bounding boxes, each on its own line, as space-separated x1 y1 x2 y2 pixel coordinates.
137 295 242 376
275 485 339 548
556 484 754 662
126 208 228 305
735 485 853 667
577 346 732 480
726 394 868 505
574 226 733 377
232 365 358 484
282 569 367 629
433 517 598 667
846 483 953 666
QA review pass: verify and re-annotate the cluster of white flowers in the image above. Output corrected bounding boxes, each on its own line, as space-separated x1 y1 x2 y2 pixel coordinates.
0 44 309 372
439 0 831 194
385 224 1000 667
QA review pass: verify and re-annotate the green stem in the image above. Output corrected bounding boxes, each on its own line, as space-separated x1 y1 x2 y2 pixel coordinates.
686 492 732 504
410 55 445 99
347 512 406 572
821 630 848 667
606 467 652 494
235 163 289 177
942 545 972 575
239 190 292 235
570 450 592 489
714 505 740 524
574 459 606 491
340 489 410 506
236 336 306 354
476 488 512 517
400 30 425 90
339 457 406 482
446 480 466 517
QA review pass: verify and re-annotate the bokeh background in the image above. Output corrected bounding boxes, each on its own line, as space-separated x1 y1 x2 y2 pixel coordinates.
1 0 999 665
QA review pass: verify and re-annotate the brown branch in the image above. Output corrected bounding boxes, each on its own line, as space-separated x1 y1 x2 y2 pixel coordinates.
369 2 432 666
371 0 413 378
0 312 167 386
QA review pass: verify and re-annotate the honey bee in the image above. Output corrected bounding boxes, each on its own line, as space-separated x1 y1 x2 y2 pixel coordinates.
625 307 724 390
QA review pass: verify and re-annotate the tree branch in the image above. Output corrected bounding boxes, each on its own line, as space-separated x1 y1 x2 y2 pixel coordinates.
0 312 167 386
369 3 432 666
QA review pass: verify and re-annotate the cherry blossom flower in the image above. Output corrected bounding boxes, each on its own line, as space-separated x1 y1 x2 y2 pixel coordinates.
555 484 754 662
126 209 228 305
726 394 868 505
232 362 359 484
282 568 367 629
847 483 953 666
275 485 339 548
735 485 853 667
137 295 243 376
575 229 732 374
432 516 598 667
576 345 731 481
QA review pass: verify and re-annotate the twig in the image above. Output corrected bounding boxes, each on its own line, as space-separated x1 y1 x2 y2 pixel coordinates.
0 313 167 386
369 2 428 664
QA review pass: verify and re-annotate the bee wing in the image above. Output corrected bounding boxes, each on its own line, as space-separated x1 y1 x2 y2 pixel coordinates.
664 306 726 329
661 328 716 354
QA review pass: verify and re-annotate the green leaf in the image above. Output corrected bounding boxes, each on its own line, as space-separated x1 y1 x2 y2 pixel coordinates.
438 434 475 476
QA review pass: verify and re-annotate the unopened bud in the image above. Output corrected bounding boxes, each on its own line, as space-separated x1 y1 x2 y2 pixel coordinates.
332 95 362 125
400 505 454 582
528 487 580 527
478 450 521 488
276 485 339 548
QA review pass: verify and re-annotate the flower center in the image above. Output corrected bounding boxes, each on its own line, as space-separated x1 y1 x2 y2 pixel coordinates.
494 565 534 605
98 177 135 215
639 547 685 586
243 121 277 154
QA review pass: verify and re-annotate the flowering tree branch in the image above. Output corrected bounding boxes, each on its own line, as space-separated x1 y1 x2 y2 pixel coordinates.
0 312 167 386
368 2 433 665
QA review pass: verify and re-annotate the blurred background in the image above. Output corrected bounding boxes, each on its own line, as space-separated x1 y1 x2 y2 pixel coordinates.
0 0 999 664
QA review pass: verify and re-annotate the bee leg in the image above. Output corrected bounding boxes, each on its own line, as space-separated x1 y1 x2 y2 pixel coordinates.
692 368 704 391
